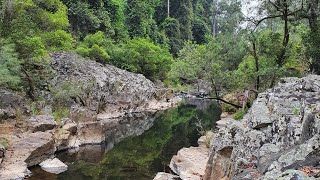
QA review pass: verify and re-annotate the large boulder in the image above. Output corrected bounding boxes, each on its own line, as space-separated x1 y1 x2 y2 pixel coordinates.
170 147 209 180
49 53 158 119
204 75 320 179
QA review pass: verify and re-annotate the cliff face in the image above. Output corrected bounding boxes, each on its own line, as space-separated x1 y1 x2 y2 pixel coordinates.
205 75 320 179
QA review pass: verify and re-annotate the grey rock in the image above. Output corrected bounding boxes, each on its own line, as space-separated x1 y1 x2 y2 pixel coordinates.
262 169 316 180
49 53 158 118
204 75 320 179
27 115 57 132
0 89 29 120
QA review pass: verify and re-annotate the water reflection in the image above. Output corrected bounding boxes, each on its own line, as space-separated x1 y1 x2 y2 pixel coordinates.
30 99 221 180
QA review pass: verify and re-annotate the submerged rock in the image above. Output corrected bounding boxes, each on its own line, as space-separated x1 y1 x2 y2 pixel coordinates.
39 158 68 174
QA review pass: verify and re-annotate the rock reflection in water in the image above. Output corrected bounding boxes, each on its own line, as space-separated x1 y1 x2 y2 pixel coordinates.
30 99 221 180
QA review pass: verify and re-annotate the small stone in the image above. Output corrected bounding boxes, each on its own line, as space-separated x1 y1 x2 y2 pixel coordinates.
39 158 68 174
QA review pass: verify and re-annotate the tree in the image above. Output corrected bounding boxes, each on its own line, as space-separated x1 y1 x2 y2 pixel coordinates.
162 17 182 55
76 31 112 64
304 0 320 74
110 38 173 81
62 1 111 39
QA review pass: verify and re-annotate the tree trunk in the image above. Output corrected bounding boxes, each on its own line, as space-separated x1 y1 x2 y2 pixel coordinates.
212 0 218 36
167 0 170 18
309 0 319 31
22 67 35 101
252 40 260 92
277 0 290 66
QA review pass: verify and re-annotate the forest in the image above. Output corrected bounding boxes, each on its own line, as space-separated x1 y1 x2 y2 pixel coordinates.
0 0 319 102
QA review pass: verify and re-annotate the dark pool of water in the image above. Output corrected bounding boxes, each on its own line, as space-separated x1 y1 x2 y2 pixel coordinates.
29 99 221 180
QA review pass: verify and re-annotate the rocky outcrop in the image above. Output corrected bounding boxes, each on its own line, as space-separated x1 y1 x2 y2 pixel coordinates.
50 52 160 120
39 158 68 174
204 75 320 179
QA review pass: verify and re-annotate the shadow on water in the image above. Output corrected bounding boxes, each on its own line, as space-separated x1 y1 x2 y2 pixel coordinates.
29 98 221 180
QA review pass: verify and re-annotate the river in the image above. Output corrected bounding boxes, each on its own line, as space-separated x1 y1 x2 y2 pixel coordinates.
29 98 221 180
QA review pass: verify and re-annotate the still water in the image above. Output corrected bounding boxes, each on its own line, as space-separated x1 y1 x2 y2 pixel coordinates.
30 99 221 180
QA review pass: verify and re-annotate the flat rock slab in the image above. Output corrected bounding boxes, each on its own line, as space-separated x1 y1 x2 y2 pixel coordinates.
40 158 68 174
27 115 57 132
153 172 179 180
169 147 209 180
0 131 54 180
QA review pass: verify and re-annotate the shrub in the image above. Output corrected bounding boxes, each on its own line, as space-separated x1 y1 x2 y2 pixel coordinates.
76 31 111 64
233 109 246 120
53 107 70 123
110 38 173 81
41 30 75 51
0 39 21 89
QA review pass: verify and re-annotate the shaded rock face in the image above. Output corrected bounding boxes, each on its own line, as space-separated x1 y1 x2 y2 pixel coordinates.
0 89 29 121
204 75 320 179
50 53 157 120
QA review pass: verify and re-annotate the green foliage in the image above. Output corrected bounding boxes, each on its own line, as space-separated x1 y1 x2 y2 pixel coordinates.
31 102 41 116
126 0 161 38
52 107 70 123
233 109 246 120
105 0 129 41
162 17 182 55
76 31 112 64
63 1 111 38
0 39 21 89
41 30 75 51
17 36 47 59
169 40 222 87
50 80 95 107
111 38 173 81
0 137 9 149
